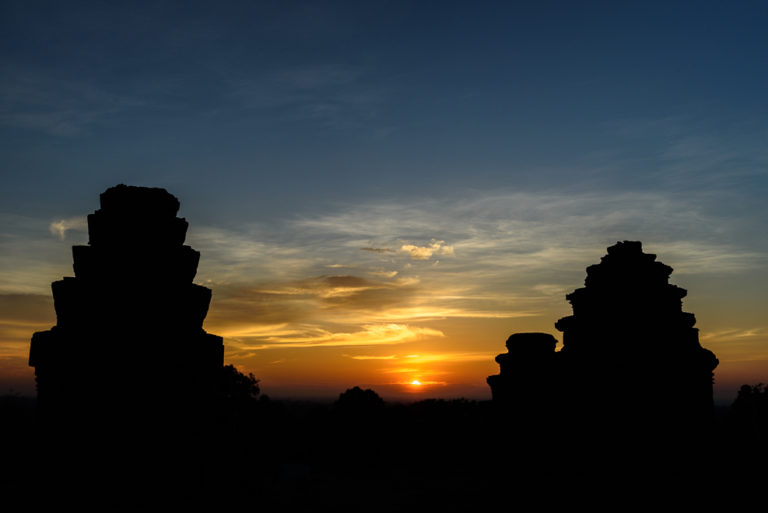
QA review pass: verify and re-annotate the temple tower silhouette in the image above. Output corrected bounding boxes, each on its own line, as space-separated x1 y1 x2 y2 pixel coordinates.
486 333 560 411
488 241 719 428
29 185 224 422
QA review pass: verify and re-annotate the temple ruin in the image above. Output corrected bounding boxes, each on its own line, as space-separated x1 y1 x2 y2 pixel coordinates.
487 241 719 428
29 185 224 422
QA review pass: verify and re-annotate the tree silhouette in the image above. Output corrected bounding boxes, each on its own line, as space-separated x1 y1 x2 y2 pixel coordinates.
730 383 768 434
222 364 261 403
334 386 384 413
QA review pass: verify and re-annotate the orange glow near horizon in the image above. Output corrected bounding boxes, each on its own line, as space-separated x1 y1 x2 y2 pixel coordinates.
2 280 764 405
2 226 766 406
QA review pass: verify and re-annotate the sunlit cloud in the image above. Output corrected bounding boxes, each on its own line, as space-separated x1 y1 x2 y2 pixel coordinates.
369 270 398 278
330 306 539 322
343 352 491 364
291 190 761 279
344 354 397 360
700 328 764 341
4 187 767 401
0 294 56 362
224 323 445 352
49 217 87 240
381 368 423 374
651 242 763 275
395 352 492 364
400 240 455 260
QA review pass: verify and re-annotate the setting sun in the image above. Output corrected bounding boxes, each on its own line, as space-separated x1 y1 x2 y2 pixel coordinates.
411 380 422 386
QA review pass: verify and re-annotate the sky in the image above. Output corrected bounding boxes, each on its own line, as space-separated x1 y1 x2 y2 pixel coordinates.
1 1 767 403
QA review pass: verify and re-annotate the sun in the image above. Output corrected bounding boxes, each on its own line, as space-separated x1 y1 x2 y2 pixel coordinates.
410 379 422 386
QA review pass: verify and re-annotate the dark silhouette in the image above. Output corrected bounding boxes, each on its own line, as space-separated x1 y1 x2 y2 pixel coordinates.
729 383 768 435
486 332 559 409
489 241 719 434
15 205 758 509
222 363 261 401
27 185 224 503
485 242 725 508
721 383 768 504
334 386 385 413
29 184 223 419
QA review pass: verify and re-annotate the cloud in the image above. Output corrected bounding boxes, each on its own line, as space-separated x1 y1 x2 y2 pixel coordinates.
49 217 88 240
343 352 491 363
196 188 765 358
361 247 393 253
204 273 424 339
700 328 765 343
7 187 764 378
0 294 56 363
400 240 455 260
0 70 143 136
395 352 493 364
369 270 398 278
648 242 762 275
293 190 763 277
344 354 397 360
227 65 386 128
0 214 84 294
225 323 445 352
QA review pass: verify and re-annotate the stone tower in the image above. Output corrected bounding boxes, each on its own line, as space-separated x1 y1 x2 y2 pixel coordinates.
554 240 718 424
488 241 719 428
486 333 559 407
29 185 224 422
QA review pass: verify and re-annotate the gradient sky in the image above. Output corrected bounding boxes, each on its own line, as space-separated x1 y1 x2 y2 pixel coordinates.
2 1 767 403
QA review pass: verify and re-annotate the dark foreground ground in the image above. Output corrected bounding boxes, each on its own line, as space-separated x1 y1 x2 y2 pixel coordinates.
2 394 766 511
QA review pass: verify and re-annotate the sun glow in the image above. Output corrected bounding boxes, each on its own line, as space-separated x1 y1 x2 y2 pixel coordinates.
410 379 422 386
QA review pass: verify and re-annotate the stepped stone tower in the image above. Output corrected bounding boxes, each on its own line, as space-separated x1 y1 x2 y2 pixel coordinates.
488 241 719 427
29 185 224 421
486 333 559 408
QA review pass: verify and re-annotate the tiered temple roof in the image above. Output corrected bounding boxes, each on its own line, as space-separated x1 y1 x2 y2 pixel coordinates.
29 185 224 420
487 241 718 428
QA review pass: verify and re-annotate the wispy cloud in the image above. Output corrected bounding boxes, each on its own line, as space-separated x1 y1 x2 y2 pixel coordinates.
344 354 397 360
186 188 766 362
4 188 765 396
224 323 445 352
0 70 142 136
343 352 490 364
400 240 454 260
227 65 386 128
700 328 766 343
0 294 55 361
49 217 87 240
292 190 763 277
0 214 85 294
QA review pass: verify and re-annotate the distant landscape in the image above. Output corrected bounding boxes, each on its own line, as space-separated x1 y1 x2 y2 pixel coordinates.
2 380 767 510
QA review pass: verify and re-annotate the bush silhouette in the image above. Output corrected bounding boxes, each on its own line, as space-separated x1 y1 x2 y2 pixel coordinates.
730 383 768 434
334 386 384 413
221 365 261 403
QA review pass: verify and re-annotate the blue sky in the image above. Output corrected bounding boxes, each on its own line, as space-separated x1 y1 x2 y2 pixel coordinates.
2 1 767 400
